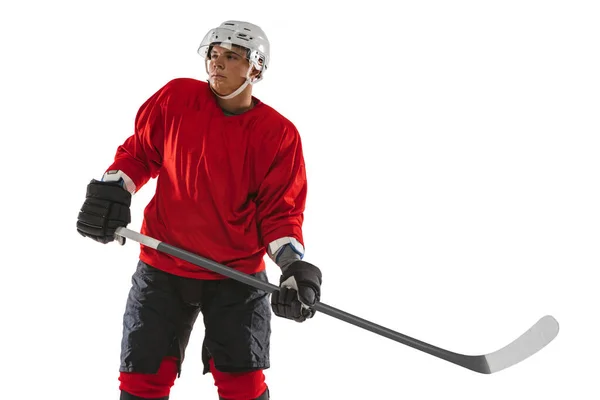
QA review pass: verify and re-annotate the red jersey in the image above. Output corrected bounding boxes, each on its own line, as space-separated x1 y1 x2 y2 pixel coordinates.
106 78 307 279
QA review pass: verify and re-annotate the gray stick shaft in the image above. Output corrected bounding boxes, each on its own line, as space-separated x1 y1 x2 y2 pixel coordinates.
113 227 482 372
115 227 280 292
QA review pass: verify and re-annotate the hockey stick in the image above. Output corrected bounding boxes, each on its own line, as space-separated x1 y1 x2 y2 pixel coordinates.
114 227 559 374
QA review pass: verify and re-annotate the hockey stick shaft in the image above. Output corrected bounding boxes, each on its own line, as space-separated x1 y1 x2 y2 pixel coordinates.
114 227 470 368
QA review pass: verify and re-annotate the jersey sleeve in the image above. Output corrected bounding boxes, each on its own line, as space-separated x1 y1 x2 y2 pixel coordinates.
104 83 167 193
256 124 308 249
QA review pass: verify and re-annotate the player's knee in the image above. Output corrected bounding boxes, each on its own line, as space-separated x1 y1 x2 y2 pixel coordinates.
209 358 268 400
119 356 178 399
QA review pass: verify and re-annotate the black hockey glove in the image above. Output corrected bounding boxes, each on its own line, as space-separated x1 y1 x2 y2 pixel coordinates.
76 179 131 244
271 260 322 322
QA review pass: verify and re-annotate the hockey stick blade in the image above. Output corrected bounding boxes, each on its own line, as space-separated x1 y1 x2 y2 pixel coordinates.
114 227 559 374
481 315 559 373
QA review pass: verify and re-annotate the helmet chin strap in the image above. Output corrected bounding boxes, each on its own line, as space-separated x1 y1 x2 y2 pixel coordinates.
209 67 255 100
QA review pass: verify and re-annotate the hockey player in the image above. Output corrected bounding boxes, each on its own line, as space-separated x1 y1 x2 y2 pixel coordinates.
76 20 322 400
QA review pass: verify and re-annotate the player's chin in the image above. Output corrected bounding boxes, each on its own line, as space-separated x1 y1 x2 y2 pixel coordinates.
210 81 230 96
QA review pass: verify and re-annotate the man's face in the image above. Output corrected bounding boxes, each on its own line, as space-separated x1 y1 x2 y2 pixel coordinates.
207 45 255 95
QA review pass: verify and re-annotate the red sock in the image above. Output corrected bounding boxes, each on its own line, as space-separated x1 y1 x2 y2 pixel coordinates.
209 358 267 400
119 356 179 399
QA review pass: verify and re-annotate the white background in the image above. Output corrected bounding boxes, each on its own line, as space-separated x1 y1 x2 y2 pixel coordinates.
1 0 598 399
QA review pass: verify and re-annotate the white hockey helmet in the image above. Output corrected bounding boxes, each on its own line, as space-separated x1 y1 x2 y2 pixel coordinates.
198 21 270 98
